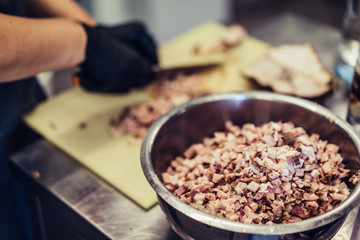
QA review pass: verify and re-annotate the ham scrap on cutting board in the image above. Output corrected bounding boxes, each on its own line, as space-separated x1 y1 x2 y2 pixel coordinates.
23 21 269 209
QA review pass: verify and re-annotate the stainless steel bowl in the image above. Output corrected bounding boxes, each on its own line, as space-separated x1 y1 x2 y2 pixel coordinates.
141 91 360 240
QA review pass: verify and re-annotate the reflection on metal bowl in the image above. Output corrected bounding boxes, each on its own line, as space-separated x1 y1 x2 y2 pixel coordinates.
141 91 360 240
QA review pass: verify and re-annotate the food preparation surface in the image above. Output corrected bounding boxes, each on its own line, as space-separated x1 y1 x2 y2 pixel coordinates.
11 13 359 239
22 21 269 209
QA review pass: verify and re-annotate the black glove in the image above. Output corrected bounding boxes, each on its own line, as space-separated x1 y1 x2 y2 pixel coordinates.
98 21 158 65
78 22 158 93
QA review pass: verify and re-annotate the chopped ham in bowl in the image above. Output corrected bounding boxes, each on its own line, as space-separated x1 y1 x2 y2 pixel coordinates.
162 121 351 224
141 91 360 239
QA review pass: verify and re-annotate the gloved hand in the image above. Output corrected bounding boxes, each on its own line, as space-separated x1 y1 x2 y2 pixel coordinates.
78 22 158 93
98 22 158 65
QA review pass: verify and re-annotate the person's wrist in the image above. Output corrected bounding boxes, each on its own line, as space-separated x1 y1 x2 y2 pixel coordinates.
67 21 88 88
75 21 89 65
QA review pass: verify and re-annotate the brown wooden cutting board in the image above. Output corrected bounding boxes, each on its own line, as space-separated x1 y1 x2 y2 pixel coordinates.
23 21 269 209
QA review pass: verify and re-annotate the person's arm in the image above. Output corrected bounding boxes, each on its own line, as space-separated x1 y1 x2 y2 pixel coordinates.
0 13 87 82
22 0 96 26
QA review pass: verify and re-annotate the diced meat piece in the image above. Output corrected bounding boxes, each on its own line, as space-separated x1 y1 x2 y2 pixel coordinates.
189 182 214 197
350 170 360 185
282 182 292 192
175 185 187 196
295 169 305 177
217 190 229 200
293 158 304 169
242 217 253 224
262 135 276 146
247 181 260 192
183 144 203 159
310 182 320 192
272 203 283 217
180 194 192 204
281 168 290 178
194 193 207 204
304 164 316 172
212 173 223 183
259 183 269 193
182 159 197 170
225 212 240 221
266 192 275 201
301 145 316 163
225 121 241 136
162 172 179 187
205 199 222 213
339 182 350 195
242 123 256 132
326 144 339 154
195 24 247 54
234 182 248 195
304 173 312 181
303 193 319 201
271 178 282 189
306 201 319 209
332 193 348 201
249 202 259 211
291 205 308 219
310 169 320 178
243 206 261 223
243 130 258 143
165 184 175 192
267 147 277 160
221 25 248 47
322 162 332 174
268 171 280 179
288 216 302 223
205 193 216 201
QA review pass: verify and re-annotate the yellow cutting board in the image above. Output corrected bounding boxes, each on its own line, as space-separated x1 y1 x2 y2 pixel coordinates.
23 21 269 209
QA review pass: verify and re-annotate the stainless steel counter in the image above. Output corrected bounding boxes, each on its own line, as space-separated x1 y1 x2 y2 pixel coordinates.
11 140 181 240
10 12 360 240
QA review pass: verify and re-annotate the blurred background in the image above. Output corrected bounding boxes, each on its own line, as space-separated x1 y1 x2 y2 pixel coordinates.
79 0 346 43
231 0 346 30
42 0 347 96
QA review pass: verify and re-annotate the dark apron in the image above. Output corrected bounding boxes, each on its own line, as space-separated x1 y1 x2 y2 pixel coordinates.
0 1 47 240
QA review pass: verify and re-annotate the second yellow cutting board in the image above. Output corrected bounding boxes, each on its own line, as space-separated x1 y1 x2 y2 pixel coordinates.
23 21 269 209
